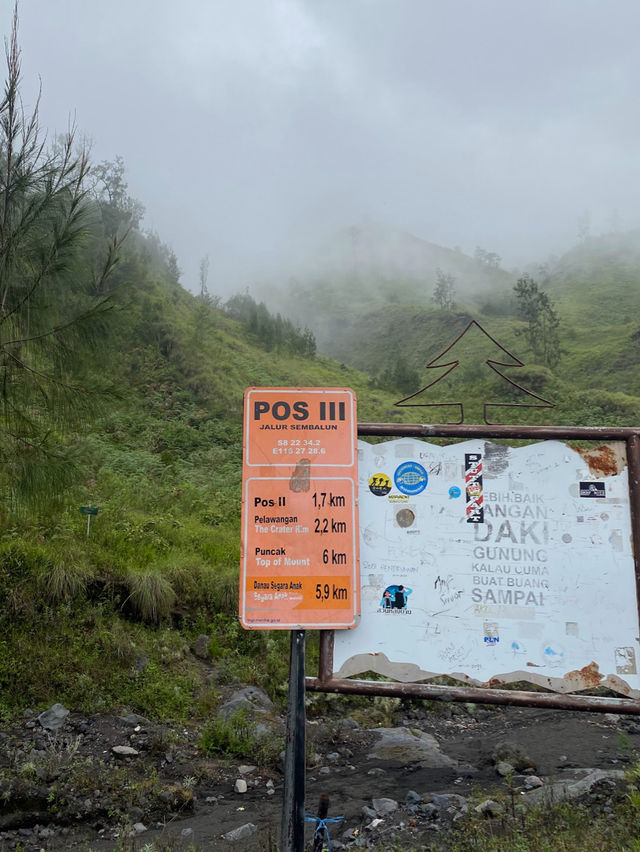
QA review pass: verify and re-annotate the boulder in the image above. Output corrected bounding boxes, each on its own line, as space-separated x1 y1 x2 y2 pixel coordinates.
217 686 275 719
367 727 457 768
223 823 257 842
524 768 624 805
38 703 69 732
192 634 210 659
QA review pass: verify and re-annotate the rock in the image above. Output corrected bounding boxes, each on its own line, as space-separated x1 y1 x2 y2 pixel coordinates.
339 717 360 730
234 779 248 794
418 803 439 819
181 827 194 838
475 799 505 818
238 765 257 775
524 768 625 805
217 686 275 719
524 775 544 790
492 741 536 772
133 823 147 834
368 728 457 768
405 790 422 806
372 797 398 816
428 793 468 814
223 823 257 842
134 654 149 672
192 634 210 659
118 713 149 727
361 806 376 819
496 761 514 777
112 746 139 757
38 703 69 732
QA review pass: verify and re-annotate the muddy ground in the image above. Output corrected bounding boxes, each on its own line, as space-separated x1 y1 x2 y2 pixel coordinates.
2 689 639 852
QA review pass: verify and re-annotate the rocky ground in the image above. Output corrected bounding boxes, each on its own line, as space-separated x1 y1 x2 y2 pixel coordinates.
1 685 639 851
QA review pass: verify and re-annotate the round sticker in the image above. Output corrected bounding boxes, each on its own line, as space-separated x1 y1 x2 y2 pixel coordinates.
395 508 415 528
369 472 392 496
449 486 461 498
394 461 428 496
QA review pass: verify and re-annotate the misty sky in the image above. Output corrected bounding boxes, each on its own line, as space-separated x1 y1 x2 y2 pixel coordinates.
14 0 640 292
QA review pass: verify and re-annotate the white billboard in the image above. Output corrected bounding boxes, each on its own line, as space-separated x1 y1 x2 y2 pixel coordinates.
333 438 640 697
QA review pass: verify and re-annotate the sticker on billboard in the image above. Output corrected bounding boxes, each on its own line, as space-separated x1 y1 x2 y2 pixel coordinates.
395 508 415 528
483 622 499 644
465 453 483 523
394 461 428 496
616 647 637 675
369 473 392 496
579 481 606 498
379 584 413 612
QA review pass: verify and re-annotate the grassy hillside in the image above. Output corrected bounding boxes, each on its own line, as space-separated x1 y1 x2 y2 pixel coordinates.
4 195 640 723
254 229 640 427
256 225 513 350
0 221 417 720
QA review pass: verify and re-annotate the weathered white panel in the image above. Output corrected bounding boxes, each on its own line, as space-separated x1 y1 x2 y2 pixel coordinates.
333 439 640 696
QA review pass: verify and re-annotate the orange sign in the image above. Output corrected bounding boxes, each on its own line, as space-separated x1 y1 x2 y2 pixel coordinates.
240 388 359 629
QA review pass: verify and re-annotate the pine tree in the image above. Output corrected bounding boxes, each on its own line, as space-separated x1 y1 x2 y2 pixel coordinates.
433 268 456 311
395 320 554 424
514 275 561 367
0 7 121 508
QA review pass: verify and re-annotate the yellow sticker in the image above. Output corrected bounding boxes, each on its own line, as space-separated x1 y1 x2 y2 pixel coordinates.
369 472 392 496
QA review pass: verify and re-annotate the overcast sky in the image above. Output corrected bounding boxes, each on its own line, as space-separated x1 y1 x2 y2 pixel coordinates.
13 0 640 292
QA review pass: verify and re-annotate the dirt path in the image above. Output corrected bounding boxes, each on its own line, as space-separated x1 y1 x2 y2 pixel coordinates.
2 698 639 851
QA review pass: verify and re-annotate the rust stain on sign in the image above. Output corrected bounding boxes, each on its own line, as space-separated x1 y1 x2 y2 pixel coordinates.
573 444 626 477
564 661 604 690
289 458 311 492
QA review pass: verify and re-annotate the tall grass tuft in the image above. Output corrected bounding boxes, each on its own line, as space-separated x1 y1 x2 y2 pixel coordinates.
40 559 89 602
125 569 176 623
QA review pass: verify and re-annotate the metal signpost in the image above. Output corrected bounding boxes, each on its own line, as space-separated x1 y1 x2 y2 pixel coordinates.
79 505 99 537
240 370 640 852
239 387 359 852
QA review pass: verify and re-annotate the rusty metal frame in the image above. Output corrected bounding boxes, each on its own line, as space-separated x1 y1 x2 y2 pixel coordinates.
393 320 555 425
306 422 640 714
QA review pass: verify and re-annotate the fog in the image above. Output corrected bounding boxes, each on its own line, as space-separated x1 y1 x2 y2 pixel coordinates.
16 0 640 294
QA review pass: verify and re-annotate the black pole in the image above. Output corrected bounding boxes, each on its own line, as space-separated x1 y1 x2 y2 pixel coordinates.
312 794 330 852
281 629 306 852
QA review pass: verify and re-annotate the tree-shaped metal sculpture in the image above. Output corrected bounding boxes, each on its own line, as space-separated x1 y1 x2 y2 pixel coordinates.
395 320 554 424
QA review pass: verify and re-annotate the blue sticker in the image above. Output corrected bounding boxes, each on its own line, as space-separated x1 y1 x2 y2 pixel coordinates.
394 461 428 496
449 486 461 498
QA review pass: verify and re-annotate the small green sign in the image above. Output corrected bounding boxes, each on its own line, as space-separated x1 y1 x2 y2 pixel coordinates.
80 506 99 516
